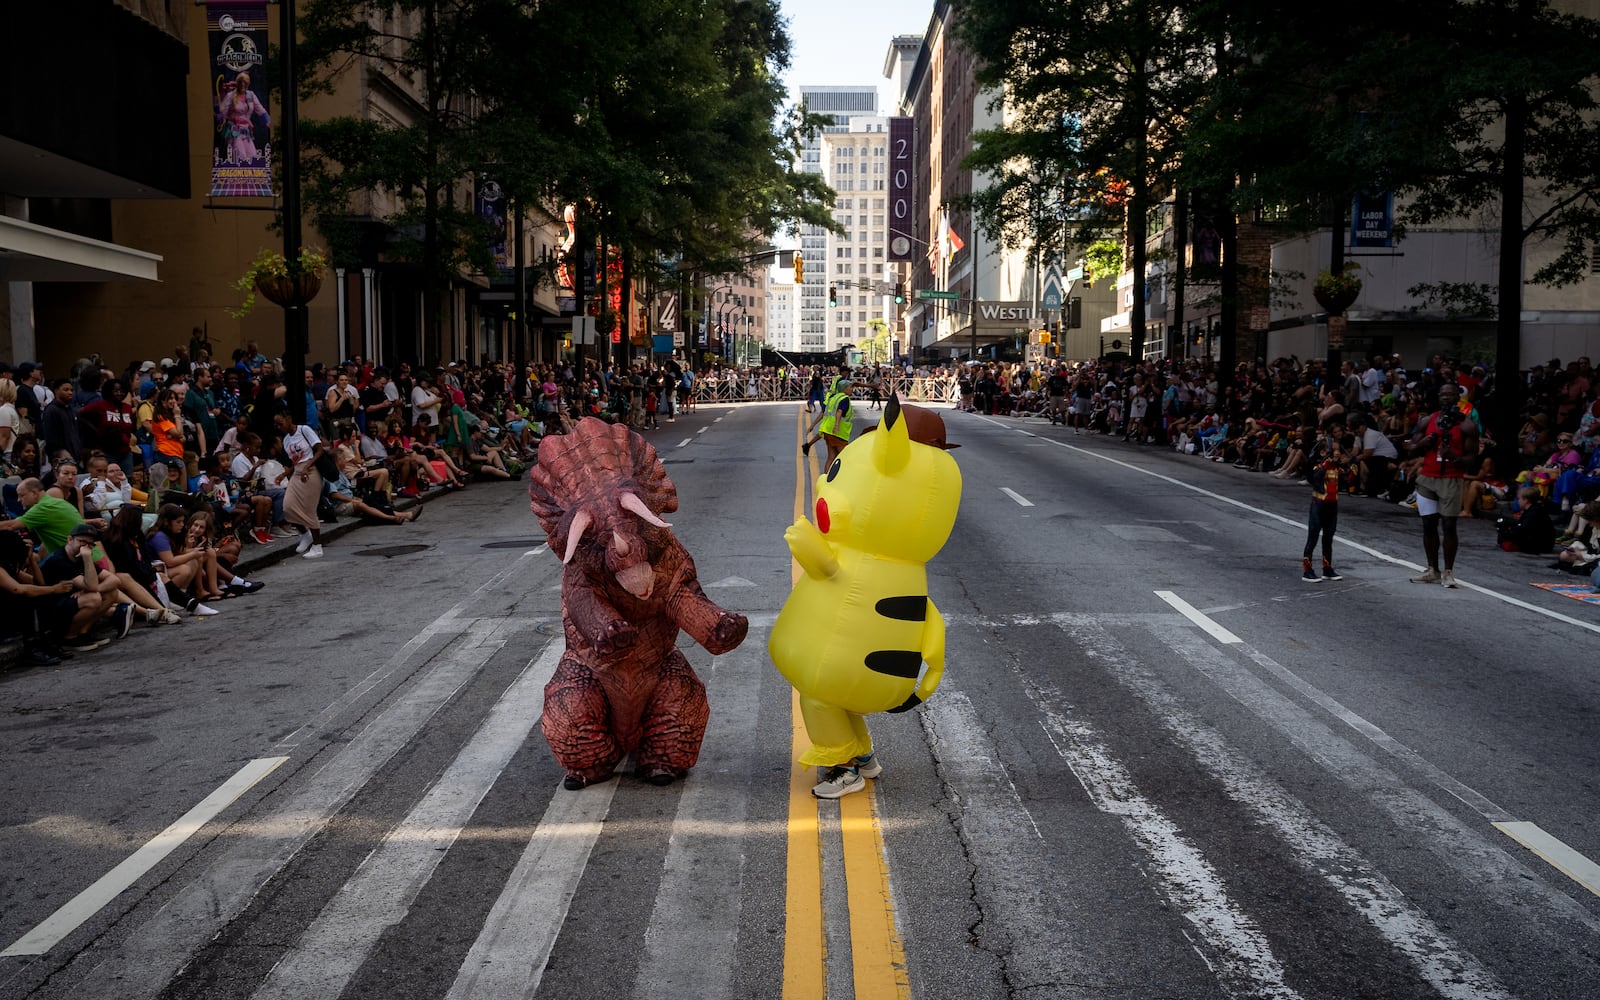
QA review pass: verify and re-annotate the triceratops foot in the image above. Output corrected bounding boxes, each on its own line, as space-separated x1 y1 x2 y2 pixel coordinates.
561 768 618 791
638 766 686 786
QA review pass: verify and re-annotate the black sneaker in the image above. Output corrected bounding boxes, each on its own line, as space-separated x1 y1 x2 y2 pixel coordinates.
1302 565 1321 583
227 580 266 595
63 633 109 651
1322 567 1343 581
25 646 61 666
112 603 134 639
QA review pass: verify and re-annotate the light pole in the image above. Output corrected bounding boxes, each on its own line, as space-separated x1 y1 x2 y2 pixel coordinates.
280 0 307 423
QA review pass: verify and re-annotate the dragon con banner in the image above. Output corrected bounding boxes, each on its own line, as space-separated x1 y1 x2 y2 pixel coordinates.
206 1 272 197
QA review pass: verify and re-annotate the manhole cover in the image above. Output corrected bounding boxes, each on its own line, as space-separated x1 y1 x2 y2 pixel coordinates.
481 539 547 549
354 544 433 558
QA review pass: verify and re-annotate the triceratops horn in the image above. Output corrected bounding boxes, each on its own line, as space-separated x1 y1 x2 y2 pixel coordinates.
620 491 671 528
562 508 593 564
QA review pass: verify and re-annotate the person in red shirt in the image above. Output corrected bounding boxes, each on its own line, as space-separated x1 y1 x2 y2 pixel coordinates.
78 379 137 472
1406 383 1479 588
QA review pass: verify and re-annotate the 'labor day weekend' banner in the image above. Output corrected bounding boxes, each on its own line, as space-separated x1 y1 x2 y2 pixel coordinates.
207 2 273 197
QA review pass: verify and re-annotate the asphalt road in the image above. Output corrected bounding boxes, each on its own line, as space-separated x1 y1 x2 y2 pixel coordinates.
0 399 1596 1000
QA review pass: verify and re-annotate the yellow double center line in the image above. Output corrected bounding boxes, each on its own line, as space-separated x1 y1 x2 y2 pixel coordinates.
783 406 912 1000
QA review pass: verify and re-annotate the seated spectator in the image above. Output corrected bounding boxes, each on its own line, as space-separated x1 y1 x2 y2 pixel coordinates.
383 417 448 495
325 477 420 526
1348 412 1399 496
148 503 223 615
1550 505 1600 580
101 506 181 623
1461 438 1508 518
184 508 263 594
334 424 390 496
1497 486 1557 553
411 419 468 487
45 458 86 514
228 431 289 543
0 528 84 662
463 425 513 480
37 523 135 646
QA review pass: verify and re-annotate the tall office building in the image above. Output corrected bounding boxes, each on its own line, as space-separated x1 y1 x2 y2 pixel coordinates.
821 118 891 351
797 86 877 354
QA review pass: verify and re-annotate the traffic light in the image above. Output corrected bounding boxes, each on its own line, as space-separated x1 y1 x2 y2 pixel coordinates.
828 285 837 308
893 282 905 304
1038 330 1051 344
794 255 804 284
1067 296 1083 329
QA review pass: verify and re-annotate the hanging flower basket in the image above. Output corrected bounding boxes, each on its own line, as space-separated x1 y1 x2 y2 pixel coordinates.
229 246 329 318
1313 262 1362 315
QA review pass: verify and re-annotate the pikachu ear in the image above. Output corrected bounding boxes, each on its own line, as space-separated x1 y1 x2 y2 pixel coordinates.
873 393 910 474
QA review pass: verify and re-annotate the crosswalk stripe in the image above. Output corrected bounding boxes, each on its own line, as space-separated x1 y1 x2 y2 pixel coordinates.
250 642 564 1000
1067 619 1514 1000
1149 622 1600 939
634 649 763 1000
446 759 619 998
68 619 513 1000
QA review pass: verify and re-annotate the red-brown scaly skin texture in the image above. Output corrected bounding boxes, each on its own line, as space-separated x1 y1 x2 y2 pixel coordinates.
529 419 748 787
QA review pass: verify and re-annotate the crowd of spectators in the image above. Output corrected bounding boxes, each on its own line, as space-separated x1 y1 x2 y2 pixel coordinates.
957 351 1600 587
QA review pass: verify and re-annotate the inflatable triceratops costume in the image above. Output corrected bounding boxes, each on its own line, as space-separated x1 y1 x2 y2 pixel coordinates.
769 395 963 790
530 418 748 789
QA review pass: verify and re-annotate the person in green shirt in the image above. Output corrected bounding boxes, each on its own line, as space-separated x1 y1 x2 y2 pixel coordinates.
0 478 81 554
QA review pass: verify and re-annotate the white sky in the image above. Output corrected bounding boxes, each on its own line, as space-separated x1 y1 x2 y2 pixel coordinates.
778 0 931 110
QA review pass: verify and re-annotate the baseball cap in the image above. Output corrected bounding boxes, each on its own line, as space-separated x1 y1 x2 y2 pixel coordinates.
68 522 100 539
139 360 158 372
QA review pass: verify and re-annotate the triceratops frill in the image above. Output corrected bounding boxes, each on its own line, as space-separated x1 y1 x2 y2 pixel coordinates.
529 417 748 789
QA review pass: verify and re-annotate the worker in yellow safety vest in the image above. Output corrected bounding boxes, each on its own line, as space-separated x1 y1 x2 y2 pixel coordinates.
802 375 855 465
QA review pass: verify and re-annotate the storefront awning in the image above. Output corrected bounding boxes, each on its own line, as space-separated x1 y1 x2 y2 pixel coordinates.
0 215 161 283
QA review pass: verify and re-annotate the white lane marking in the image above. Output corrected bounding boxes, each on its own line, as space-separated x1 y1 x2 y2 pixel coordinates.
1494 822 1600 899
446 782 619 999
677 438 693 449
999 487 1035 507
714 416 724 422
1153 624 1600 937
634 648 760 1000
1034 691 1302 998
987 416 1600 637
273 547 545 752
250 644 563 1000
69 621 517 1000
1060 619 1514 1000
697 427 709 434
1155 591 1241 644
1232 645 1510 822
2 757 288 958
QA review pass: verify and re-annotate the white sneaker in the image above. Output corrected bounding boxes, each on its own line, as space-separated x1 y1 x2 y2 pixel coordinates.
302 543 324 559
295 531 313 554
160 609 183 625
852 753 883 779
812 764 866 799
191 603 221 617
1441 569 1458 589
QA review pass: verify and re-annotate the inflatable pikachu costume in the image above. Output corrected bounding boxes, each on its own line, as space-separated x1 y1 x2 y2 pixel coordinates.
769 394 963 777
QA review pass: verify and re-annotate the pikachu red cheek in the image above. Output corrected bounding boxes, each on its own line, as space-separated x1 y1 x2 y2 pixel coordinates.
816 498 830 534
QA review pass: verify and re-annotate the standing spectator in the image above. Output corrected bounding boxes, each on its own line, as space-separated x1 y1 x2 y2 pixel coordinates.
410 372 442 431
275 408 327 559
182 366 222 456
12 363 44 435
360 368 398 432
40 378 81 468
1406 383 1478 588
80 379 137 473
1301 433 1345 582
324 369 360 439
0 378 20 459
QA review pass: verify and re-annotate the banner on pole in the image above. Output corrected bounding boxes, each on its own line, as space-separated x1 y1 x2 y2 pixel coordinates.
475 177 509 275
887 117 915 262
206 2 273 198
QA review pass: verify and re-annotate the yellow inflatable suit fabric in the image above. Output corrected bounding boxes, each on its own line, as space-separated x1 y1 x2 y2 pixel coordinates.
769 394 963 766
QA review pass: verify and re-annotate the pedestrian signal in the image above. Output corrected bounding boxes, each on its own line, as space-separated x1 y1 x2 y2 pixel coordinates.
794 256 804 284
